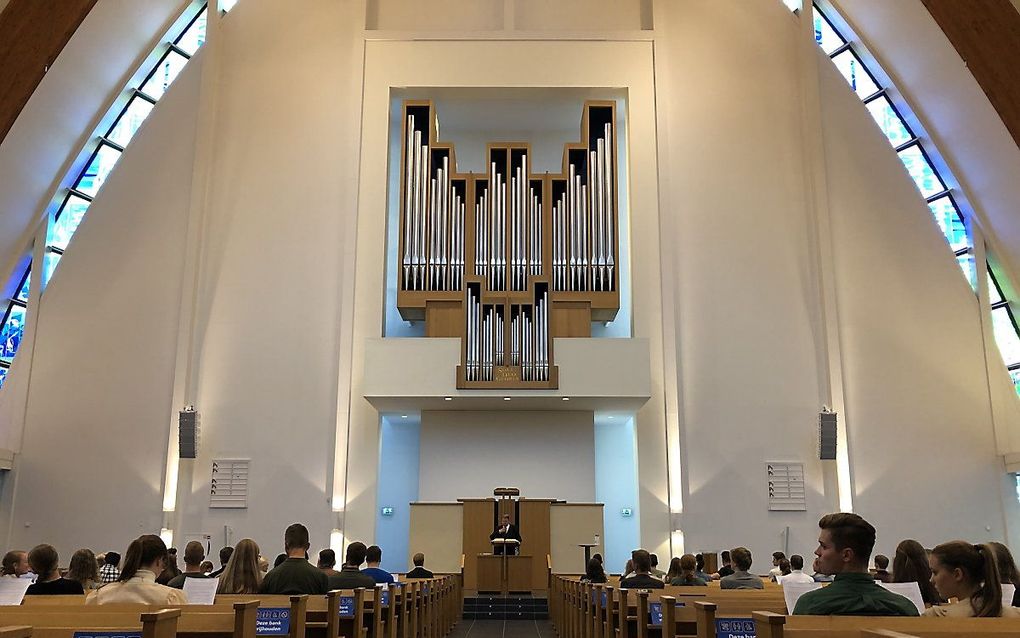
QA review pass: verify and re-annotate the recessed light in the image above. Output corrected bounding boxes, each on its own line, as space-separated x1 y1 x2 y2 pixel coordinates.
562 397 570 401
401 414 408 419
503 397 511 401
608 415 615 419
444 397 453 401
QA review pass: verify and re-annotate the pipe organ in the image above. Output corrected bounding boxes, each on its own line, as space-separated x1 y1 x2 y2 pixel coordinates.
396 100 620 389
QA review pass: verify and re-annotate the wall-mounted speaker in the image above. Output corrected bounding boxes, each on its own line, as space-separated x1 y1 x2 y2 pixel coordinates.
819 410 837 460
179 408 199 459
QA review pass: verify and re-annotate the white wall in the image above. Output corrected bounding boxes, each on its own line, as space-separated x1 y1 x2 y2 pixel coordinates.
418 411 595 502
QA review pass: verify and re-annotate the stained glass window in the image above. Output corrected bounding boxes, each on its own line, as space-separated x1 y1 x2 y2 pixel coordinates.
49 194 92 251
74 144 122 198
15 272 30 303
106 96 155 147
140 49 189 100
865 95 913 148
927 195 968 253
1 305 27 365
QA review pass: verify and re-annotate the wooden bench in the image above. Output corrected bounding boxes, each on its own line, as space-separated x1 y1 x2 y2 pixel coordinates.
0 601 258 638
753 611 1020 638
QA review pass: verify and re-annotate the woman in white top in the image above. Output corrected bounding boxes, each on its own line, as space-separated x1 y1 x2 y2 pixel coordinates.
86 535 188 605
924 541 1020 618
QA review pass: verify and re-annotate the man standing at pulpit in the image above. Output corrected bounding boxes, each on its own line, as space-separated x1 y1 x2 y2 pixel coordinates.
490 514 522 555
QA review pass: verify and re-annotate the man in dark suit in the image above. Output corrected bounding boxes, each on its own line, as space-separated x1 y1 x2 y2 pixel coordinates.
489 514 522 555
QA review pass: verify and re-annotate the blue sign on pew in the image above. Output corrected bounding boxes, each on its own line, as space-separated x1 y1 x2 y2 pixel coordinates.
74 633 141 638
649 602 662 626
381 590 390 606
714 618 755 638
255 608 290 636
339 595 356 617
601 591 607 608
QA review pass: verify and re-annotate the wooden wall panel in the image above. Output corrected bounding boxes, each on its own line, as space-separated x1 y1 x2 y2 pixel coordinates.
921 0 1020 149
549 503 603 574
0 0 100 144
460 498 495 590
518 499 551 590
408 502 463 573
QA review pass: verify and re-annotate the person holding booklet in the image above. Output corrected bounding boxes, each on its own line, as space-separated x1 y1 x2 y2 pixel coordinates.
793 513 918 616
923 541 1020 617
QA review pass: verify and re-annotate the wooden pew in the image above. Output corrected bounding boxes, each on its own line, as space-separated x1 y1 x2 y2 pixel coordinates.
0 627 32 638
753 611 1020 638
0 601 258 638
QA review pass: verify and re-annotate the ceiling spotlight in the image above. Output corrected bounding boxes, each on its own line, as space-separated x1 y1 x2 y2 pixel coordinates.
401 414 408 419
562 397 570 401
608 415 615 419
444 397 453 401
503 397 511 401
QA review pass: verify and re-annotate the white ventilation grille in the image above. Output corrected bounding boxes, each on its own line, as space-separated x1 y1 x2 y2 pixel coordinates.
210 458 249 509
767 462 806 511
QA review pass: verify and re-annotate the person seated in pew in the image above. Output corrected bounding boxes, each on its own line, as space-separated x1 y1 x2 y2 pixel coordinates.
778 554 814 585
720 547 764 590
87 535 188 604
156 548 181 585
872 554 892 583
362 545 395 584
260 523 329 595
25 544 84 595
619 550 664 589
694 554 713 583
893 539 942 606
773 558 791 582
793 513 917 616
328 541 377 590
200 560 214 575
318 549 340 577
67 548 101 590
98 551 120 583
768 552 786 581
406 552 434 579
621 558 635 579
168 541 212 588
924 541 1020 617
1 550 29 578
988 541 1020 607
649 554 667 581
669 554 707 586
217 538 262 595
210 546 233 578
592 553 603 566
713 550 733 580
582 557 607 584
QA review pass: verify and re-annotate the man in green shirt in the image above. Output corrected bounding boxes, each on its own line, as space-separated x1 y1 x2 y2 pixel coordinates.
793 513 918 616
260 523 329 595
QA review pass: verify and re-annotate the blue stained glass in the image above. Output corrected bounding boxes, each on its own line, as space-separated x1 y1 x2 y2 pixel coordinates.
43 252 61 285
813 9 844 55
865 95 912 148
15 272 30 303
988 270 1004 305
175 8 208 56
897 144 946 198
992 307 1020 366
831 49 880 99
0 365 7 388
957 251 977 290
74 144 121 198
1 304 26 364
106 97 155 148
927 196 968 252
49 194 91 251
1011 368 1020 398
140 50 189 100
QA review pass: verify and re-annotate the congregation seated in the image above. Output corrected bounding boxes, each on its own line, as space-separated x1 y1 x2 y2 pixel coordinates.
619 549 664 589
156 548 181 585
778 554 814 585
318 548 340 578
86 534 188 604
168 540 211 588
260 523 329 595
923 541 1020 617
66 548 101 590
362 544 394 583
667 554 707 586
209 545 233 578
406 552 434 579
793 513 918 616
720 547 763 590
893 538 942 605
2 549 29 578
872 553 892 583
98 550 120 583
989 541 1020 607
25 544 84 595
768 551 786 581
649 553 666 580
581 557 606 584
714 550 733 579
327 540 376 590
216 538 262 594
694 553 712 583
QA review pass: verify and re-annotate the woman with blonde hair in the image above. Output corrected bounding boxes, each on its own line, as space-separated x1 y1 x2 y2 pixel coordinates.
66 548 101 590
217 539 262 595
924 541 1020 617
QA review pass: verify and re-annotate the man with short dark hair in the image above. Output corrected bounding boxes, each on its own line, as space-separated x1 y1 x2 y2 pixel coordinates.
406 553 433 579
168 541 210 588
619 550 664 589
362 545 394 583
318 549 339 577
793 513 918 616
328 541 376 590
872 554 892 583
715 550 733 579
649 553 666 580
769 551 786 580
210 546 233 578
98 552 120 583
779 554 815 585
720 547 764 589
260 523 329 594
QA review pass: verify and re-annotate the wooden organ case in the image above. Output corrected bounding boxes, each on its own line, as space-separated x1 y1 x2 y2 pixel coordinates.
396 100 620 389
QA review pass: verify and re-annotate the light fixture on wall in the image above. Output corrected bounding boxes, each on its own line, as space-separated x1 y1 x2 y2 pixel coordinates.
503 397 511 401
620 507 633 517
562 397 570 401
444 397 452 401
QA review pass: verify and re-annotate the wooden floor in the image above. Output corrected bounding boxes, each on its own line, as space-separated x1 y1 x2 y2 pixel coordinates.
449 619 554 638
